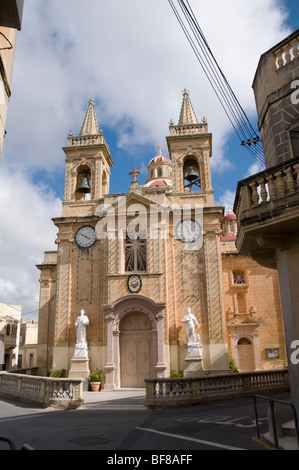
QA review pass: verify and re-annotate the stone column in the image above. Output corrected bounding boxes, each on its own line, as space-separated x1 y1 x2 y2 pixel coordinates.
53 239 72 370
276 247 299 419
103 312 117 390
155 312 166 378
204 231 229 373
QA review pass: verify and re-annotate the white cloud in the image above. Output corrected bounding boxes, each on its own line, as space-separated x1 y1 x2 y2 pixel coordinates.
5 0 291 172
0 162 61 316
0 0 293 316
244 161 265 178
215 189 236 214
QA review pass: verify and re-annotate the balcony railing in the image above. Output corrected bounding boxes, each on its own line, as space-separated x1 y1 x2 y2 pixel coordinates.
274 33 299 70
234 156 299 225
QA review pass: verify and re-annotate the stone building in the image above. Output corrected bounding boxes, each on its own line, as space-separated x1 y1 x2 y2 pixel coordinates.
0 303 22 370
18 319 38 370
234 30 299 414
36 91 286 388
0 0 23 161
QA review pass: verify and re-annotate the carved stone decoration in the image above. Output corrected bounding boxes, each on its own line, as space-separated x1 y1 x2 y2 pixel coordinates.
74 309 89 358
182 307 202 357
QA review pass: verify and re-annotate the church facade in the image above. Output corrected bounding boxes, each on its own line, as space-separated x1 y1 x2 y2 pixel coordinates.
36 91 286 389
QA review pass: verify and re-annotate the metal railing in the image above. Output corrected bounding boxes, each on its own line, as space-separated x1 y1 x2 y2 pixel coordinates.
253 394 299 449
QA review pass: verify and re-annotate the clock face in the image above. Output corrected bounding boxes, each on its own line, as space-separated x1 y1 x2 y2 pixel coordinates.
176 219 202 243
75 226 97 249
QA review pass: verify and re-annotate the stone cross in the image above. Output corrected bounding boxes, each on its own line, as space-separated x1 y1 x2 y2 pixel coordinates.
129 167 141 182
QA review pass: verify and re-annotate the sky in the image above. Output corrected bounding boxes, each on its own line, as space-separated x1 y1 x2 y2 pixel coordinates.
0 0 298 318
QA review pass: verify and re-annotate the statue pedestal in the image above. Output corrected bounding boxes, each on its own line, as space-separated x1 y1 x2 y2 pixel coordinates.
183 355 204 377
69 356 90 380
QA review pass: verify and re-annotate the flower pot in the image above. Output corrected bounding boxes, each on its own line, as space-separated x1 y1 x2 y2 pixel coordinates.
90 382 101 392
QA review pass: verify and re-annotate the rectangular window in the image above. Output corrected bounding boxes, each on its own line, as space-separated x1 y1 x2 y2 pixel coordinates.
125 236 147 272
233 271 246 285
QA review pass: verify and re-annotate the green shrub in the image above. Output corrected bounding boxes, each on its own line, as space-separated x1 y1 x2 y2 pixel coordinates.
48 369 67 378
89 369 104 382
229 357 239 373
170 370 183 378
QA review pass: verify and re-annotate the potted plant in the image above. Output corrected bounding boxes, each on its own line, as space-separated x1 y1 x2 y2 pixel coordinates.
89 368 104 392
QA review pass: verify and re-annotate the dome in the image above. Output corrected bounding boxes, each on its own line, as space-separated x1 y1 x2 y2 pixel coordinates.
149 155 171 165
142 178 173 189
221 234 237 241
221 211 237 241
222 213 236 221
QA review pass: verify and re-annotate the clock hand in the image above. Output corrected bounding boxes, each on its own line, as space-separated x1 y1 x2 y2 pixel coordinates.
81 234 92 240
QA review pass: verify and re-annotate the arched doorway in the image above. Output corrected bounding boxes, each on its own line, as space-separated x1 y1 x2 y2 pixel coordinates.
237 337 254 372
103 295 166 390
120 312 153 388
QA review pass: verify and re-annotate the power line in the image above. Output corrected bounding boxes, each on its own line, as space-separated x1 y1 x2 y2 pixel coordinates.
168 0 265 167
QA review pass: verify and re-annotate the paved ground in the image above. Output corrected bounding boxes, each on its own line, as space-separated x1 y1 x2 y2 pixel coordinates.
0 390 297 454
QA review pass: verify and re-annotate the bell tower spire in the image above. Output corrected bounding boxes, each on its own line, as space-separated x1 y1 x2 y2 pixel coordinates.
178 88 199 126
167 89 213 204
80 99 100 136
62 99 114 216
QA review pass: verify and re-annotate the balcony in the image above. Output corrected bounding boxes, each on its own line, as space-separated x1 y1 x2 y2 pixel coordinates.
4 334 17 350
273 32 299 70
233 156 299 267
0 0 24 30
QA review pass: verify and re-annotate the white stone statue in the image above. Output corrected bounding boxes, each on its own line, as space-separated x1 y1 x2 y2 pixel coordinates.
182 307 201 356
74 309 89 357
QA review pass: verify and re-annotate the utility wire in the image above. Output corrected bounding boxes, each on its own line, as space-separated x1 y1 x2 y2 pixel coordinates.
169 0 265 167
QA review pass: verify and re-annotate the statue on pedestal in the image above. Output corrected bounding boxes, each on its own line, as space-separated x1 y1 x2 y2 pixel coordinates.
182 307 201 356
74 309 89 358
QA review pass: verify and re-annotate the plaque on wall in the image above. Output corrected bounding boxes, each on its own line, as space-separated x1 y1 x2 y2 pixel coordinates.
127 275 142 294
265 348 280 359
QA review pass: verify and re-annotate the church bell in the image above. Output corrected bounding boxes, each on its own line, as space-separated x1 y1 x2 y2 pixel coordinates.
77 173 91 193
185 165 198 182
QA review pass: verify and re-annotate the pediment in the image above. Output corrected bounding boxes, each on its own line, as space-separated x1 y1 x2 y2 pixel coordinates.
109 192 155 212
227 314 262 328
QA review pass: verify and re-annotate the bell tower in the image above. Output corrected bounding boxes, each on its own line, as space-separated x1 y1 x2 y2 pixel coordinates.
62 99 114 217
167 89 214 205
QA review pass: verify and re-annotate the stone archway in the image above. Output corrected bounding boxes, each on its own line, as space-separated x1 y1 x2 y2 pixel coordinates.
102 295 166 390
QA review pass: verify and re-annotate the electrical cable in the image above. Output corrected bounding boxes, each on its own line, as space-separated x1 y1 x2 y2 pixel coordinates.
168 0 265 167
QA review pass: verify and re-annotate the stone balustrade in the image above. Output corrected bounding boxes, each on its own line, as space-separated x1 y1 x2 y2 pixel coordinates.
274 34 299 69
67 133 107 147
0 372 84 410
234 156 299 226
169 122 208 136
144 369 289 408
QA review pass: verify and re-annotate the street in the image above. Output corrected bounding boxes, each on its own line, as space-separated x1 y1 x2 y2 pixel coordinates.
0 391 293 453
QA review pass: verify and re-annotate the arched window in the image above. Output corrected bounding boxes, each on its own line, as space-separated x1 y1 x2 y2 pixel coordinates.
290 116 299 158
125 236 147 272
183 159 201 191
157 168 162 177
237 337 252 345
76 165 91 201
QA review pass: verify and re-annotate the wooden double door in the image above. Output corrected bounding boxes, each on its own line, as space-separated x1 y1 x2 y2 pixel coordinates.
120 312 153 388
